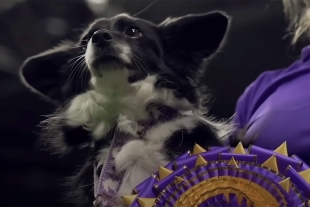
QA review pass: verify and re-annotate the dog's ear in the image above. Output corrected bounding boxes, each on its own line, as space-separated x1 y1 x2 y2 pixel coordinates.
158 12 230 76
20 41 80 104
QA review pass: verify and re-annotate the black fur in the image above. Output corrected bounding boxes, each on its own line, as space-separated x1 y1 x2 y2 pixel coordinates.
155 73 198 104
62 126 92 147
20 12 231 206
165 124 222 156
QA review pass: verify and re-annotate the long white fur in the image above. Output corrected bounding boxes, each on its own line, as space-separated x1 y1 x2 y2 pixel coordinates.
116 114 140 138
65 74 197 139
180 110 234 141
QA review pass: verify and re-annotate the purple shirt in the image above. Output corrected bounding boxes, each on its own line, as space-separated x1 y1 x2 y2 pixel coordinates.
233 46 310 162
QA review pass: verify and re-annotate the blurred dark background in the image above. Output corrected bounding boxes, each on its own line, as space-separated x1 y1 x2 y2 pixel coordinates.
0 0 307 206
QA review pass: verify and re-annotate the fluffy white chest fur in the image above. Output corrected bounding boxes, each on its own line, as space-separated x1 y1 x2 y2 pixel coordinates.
63 71 204 205
65 71 195 138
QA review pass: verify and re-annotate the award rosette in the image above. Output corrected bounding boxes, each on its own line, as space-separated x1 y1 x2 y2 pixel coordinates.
121 142 310 207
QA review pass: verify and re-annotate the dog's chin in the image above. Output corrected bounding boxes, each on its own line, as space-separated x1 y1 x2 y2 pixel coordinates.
88 56 125 76
86 56 132 92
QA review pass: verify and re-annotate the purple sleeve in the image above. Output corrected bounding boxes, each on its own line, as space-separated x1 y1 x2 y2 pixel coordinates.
233 45 310 131
231 46 310 159
233 54 305 131
233 72 270 128
233 69 286 130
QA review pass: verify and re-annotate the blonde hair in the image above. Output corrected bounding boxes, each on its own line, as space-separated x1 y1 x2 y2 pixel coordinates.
283 0 310 43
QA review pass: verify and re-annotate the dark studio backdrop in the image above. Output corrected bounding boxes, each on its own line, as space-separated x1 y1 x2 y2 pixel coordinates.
0 0 307 206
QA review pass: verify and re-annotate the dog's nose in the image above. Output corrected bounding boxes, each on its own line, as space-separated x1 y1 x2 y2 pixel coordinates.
92 30 113 46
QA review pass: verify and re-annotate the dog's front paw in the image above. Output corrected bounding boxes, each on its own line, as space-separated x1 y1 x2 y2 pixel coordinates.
65 91 116 140
117 114 141 138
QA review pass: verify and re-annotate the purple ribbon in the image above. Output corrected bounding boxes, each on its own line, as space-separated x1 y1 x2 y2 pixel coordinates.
94 131 130 207
126 144 310 207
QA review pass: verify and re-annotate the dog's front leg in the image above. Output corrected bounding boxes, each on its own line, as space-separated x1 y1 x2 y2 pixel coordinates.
65 91 117 140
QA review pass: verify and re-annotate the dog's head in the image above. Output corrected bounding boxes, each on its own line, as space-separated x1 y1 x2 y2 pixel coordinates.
19 12 231 154
20 12 230 105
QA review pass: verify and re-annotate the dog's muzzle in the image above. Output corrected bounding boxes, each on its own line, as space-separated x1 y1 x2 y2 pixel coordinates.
85 29 131 71
92 29 114 48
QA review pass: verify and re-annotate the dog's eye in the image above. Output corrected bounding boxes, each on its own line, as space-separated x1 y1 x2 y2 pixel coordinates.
125 27 142 38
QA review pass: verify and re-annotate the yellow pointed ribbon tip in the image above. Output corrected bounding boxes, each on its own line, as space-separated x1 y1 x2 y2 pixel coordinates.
274 141 288 156
224 192 230 202
195 154 208 167
175 176 185 185
228 157 239 168
299 169 310 184
192 143 206 155
233 142 246 154
158 166 173 180
236 192 243 206
122 194 137 207
262 155 279 173
137 198 156 207
246 199 252 207
278 177 291 193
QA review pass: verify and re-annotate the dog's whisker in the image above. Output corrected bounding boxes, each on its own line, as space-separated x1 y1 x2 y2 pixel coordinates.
88 187 94 193
78 183 94 189
70 45 87 49
132 0 157 17
66 59 84 89
75 61 87 93
132 53 149 70
76 60 86 90
131 54 148 73
68 55 84 71
67 54 85 63
74 63 84 91
80 39 90 42
66 61 84 90
81 65 89 89
131 56 145 73
158 76 174 85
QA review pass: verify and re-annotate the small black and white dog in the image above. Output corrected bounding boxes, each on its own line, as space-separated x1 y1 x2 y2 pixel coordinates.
20 12 231 206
